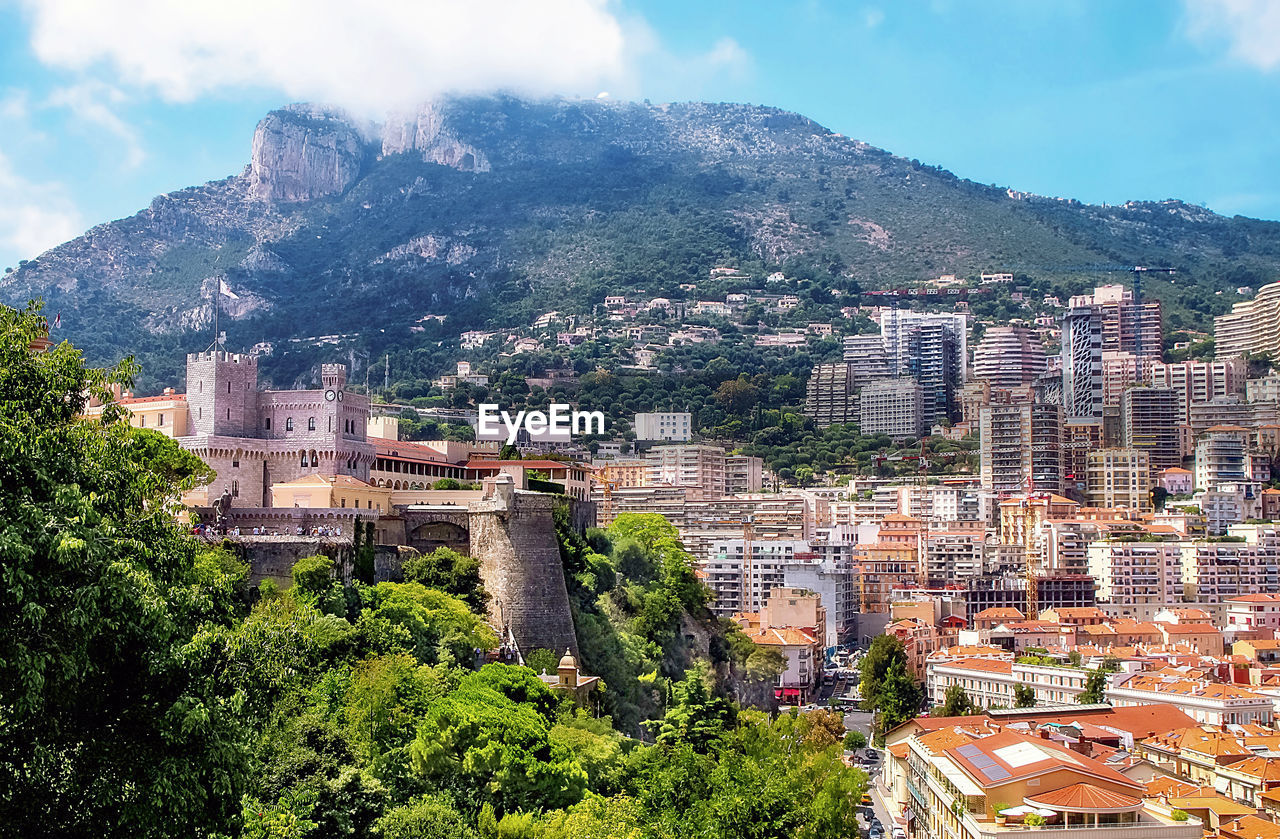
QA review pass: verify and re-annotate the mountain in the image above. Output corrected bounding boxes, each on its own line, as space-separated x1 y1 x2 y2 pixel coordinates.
5 95 1280 389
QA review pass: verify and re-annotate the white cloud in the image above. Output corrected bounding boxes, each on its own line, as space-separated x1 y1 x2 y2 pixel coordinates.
1185 0 1280 70
0 150 83 262
19 0 645 115
46 82 145 169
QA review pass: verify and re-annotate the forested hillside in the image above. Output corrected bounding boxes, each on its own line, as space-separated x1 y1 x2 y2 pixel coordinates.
3 96 1279 392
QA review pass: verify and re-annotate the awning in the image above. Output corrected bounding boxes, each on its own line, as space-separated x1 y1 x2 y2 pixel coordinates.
782 688 802 697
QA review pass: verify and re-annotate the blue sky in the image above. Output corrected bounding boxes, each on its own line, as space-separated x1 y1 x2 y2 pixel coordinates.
1 0 1278 271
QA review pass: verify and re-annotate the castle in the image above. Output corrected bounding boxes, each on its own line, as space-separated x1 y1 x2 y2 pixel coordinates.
175 350 375 507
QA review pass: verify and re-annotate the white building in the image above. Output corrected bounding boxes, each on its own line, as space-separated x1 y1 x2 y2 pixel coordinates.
633 411 693 442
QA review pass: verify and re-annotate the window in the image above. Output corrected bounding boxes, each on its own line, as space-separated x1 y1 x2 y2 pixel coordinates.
198 407 202 419
231 480 239 497
198 380 202 393
310 453 318 467
227 381 231 394
286 417 294 432
232 457 240 468
264 417 271 430
158 413 165 426
139 416 146 428
308 417 316 431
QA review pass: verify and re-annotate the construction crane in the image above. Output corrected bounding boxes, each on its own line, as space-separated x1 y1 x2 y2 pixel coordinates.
1024 263 1177 358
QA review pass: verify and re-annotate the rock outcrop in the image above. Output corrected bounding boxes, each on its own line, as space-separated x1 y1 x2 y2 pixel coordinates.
249 106 368 202
381 102 490 172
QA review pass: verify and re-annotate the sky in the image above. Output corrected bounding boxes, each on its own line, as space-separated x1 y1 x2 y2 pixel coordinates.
0 0 1278 271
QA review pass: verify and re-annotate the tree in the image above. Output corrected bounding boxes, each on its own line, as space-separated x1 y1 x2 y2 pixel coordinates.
0 302 248 834
1078 669 1112 705
1013 684 1036 708
859 634 911 712
940 684 979 717
1150 486 1169 511
400 546 488 613
876 660 923 739
844 730 868 750
651 672 735 752
293 554 336 598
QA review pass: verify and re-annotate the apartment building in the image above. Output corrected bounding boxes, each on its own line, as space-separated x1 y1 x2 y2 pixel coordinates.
893 725 1194 839
860 378 925 439
1071 284 1164 362
978 402 1064 493
1087 541 1184 610
1062 305 1104 419
724 455 764 494
1109 672 1275 726
632 411 692 442
1152 359 1247 423
804 362 859 428
1216 281 1280 360
1084 448 1153 511
971 326 1048 389
927 658 1092 708
645 444 726 500
1121 387 1182 472
1226 593 1280 633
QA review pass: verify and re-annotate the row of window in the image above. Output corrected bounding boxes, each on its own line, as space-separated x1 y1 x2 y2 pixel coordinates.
262 416 360 434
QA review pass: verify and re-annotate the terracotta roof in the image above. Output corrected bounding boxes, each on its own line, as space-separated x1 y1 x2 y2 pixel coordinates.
1046 607 1107 618
1228 757 1280 783
1142 727 1251 760
889 743 909 759
1024 782 1142 813
119 393 186 404
746 627 819 647
915 728 976 753
1220 815 1280 839
275 474 385 490
975 607 1025 619
944 731 1141 790
373 438 451 461
1230 594 1280 603
1144 776 1199 798
1167 793 1256 816
467 459 585 470
942 658 1014 675
1162 467 1192 475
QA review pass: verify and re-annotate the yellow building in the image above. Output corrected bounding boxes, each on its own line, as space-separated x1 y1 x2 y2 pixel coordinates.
271 474 392 513
595 459 648 489
83 389 189 437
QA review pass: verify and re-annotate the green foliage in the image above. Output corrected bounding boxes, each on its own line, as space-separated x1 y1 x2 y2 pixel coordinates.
357 581 498 666
401 546 488 613
1171 809 1189 822
939 684 979 717
526 648 560 676
651 671 736 751
1078 668 1112 705
859 635 923 734
292 554 336 598
0 302 249 835
844 730 868 750
375 795 478 839
1013 684 1037 708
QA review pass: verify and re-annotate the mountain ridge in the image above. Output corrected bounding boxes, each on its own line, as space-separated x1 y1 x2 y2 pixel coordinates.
4 95 1279 388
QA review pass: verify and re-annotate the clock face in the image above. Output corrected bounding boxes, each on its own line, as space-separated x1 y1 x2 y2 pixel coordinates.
325 389 336 402
337 391 343 401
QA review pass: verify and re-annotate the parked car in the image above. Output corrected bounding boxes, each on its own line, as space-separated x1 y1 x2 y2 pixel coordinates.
892 828 906 839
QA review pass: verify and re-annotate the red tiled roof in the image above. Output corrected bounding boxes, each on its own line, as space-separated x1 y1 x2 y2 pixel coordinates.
1025 782 1142 813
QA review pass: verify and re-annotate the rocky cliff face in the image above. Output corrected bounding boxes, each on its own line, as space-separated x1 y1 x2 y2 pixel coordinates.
249 106 369 202
381 102 490 172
